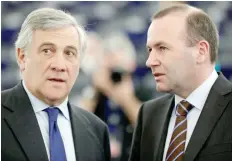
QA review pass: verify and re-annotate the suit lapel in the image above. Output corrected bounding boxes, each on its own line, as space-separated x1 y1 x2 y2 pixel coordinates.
3 83 49 161
184 73 232 161
153 95 175 161
68 104 94 161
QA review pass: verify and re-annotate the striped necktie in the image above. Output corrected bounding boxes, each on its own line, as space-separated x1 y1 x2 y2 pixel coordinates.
165 100 193 161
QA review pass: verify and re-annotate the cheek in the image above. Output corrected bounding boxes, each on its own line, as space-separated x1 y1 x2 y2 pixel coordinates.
164 58 184 80
27 60 49 80
25 61 38 76
174 57 194 78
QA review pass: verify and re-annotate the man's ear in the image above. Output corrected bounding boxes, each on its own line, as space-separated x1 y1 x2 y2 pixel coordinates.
196 40 210 64
17 48 26 71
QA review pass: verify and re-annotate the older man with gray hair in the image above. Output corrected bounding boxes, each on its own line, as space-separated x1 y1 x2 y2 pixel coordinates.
2 8 111 161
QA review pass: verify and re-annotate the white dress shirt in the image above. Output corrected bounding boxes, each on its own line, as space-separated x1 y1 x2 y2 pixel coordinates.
22 81 76 161
162 70 218 161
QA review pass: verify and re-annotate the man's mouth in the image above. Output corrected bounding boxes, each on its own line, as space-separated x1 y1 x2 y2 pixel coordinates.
48 78 65 82
153 73 165 77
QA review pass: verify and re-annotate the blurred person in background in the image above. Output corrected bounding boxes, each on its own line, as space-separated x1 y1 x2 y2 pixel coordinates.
129 4 232 161
79 31 143 161
1 8 111 161
93 31 142 126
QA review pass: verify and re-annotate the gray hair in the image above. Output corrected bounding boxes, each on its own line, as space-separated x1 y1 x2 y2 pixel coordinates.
15 8 87 58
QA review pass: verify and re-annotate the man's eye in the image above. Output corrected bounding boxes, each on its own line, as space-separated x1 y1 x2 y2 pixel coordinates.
65 51 75 56
147 48 152 53
159 46 167 51
42 49 52 54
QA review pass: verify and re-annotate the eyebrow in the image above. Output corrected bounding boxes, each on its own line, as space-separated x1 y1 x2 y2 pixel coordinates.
146 41 169 48
38 42 55 49
38 42 78 53
65 45 78 53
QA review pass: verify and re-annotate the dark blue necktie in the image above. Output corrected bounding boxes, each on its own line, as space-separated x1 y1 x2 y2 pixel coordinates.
44 107 67 161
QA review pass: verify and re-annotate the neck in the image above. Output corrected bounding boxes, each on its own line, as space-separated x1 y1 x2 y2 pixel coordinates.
42 97 65 106
23 80 66 107
176 64 215 98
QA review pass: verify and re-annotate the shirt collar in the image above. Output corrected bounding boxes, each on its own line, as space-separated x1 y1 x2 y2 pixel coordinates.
22 80 70 120
175 70 218 111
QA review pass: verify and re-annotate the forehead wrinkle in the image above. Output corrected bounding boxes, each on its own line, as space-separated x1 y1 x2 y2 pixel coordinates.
33 28 80 50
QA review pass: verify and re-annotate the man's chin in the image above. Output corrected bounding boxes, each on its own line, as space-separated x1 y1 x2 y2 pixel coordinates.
43 91 67 105
156 85 170 93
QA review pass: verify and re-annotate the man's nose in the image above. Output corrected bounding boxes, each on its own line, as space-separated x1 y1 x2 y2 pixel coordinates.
146 52 161 68
50 53 67 72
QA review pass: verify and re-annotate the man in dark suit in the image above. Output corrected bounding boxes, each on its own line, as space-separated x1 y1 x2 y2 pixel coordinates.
2 8 111 161
129 4 232 161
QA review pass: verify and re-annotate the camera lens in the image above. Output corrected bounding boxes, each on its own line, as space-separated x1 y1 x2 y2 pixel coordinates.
111 71 122 83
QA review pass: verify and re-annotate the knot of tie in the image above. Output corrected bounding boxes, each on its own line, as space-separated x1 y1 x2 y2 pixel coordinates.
176 100 193 116
43 107 60 122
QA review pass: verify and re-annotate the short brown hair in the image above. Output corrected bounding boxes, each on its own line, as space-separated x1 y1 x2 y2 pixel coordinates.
152 4 219 63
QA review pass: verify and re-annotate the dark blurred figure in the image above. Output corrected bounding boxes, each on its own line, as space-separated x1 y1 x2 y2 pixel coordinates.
79 31 153 161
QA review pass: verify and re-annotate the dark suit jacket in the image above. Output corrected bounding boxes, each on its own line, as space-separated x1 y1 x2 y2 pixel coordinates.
129 72 232 161
2 83 111 161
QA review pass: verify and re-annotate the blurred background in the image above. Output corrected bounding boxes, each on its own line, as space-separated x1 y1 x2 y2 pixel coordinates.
1 1 232 161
